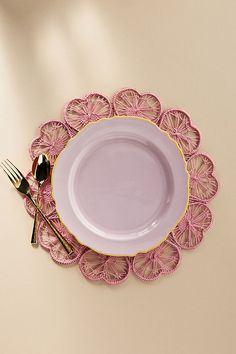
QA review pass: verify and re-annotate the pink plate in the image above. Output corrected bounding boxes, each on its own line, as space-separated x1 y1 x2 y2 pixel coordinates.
52 116 189 256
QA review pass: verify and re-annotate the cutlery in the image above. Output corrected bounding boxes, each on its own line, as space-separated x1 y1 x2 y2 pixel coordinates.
31 154 50 245
1 159 73 255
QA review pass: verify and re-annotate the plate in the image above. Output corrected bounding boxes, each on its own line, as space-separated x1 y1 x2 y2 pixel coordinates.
52 116 189 256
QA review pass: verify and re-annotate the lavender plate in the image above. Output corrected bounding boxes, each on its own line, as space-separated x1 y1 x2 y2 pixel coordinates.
52 116 189 256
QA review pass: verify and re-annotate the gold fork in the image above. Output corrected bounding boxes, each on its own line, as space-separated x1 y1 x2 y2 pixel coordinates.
1 159 73 255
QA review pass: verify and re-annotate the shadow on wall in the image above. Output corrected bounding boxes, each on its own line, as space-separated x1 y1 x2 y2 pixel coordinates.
0 0 123 121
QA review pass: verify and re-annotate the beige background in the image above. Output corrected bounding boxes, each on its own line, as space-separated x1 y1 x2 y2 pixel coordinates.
0 1 235 353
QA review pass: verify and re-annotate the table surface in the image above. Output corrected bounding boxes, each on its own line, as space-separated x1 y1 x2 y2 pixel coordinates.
0 1 235 354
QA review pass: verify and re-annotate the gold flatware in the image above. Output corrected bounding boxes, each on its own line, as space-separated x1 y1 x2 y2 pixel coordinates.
31 154 50 245
1 159 73 255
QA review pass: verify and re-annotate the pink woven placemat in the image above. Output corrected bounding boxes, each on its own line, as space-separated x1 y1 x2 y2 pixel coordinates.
24 88 218 285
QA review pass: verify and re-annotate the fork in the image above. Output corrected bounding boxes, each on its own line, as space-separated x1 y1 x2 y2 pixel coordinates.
1 159 74 255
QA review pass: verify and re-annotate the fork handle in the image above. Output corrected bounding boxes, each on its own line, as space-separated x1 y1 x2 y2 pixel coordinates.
28 194 74 255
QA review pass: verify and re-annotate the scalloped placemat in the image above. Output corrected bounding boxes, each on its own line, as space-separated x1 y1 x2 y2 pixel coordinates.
24 88 218 284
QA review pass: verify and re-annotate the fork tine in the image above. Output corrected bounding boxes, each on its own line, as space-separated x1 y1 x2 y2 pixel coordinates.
5 159 24 179
2 161 20 181
0 163 17 184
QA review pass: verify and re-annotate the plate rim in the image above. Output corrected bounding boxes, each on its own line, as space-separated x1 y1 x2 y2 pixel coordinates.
52 115 190 256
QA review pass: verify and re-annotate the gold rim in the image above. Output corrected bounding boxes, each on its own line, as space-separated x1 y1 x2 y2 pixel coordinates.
51 116 190 257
